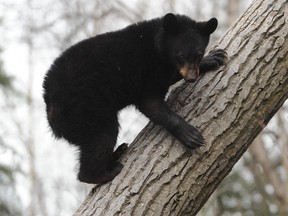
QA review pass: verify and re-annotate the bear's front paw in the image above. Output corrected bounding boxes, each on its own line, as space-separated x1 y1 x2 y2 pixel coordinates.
173 124 205 150
200 49 228 73
208 49 228 65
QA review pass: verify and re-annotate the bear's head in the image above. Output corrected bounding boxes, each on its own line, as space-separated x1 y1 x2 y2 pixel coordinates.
159 13 218 82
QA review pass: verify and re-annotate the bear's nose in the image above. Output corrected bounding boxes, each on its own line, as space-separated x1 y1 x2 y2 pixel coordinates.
184 77 197 82
184 67 199 82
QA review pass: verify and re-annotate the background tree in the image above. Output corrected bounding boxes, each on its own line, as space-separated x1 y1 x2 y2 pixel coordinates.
0 42 21 215
74 0 288 215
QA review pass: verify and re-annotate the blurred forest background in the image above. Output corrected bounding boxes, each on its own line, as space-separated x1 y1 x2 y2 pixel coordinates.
0 0 287 216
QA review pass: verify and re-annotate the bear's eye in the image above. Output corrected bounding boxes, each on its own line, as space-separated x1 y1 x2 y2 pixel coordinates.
177 55 186 63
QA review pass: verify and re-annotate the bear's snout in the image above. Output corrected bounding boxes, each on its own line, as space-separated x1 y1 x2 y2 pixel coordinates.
180 63 199 82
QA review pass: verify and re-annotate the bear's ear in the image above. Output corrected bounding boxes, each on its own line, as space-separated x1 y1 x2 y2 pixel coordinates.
198 18 218 35
163 13 179 34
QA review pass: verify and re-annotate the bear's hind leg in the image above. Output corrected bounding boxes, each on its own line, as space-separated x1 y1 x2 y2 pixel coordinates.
113 143 128 161
78 145 123 184
77 118 123 184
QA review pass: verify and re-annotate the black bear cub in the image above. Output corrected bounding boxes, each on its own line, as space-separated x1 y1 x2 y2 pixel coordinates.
43 13 227 184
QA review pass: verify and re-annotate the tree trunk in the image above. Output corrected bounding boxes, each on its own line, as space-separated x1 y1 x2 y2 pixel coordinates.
227 0 241 26
74 0 288 215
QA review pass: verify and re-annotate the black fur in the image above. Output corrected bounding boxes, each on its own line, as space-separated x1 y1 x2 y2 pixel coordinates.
43 13 227 184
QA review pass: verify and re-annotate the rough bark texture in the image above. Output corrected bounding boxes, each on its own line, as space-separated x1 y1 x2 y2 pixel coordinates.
74 0 288 215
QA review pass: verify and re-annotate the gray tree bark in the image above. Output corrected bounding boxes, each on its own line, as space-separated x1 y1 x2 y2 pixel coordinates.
74 0 288 215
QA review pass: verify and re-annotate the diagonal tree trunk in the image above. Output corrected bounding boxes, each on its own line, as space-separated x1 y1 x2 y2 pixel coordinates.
74 0 288 215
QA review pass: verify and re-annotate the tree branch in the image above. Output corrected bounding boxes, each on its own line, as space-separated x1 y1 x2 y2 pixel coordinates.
249 137 284 201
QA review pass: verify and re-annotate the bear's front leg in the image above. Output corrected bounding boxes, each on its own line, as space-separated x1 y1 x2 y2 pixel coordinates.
138 98 204 149
200 49 228 73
